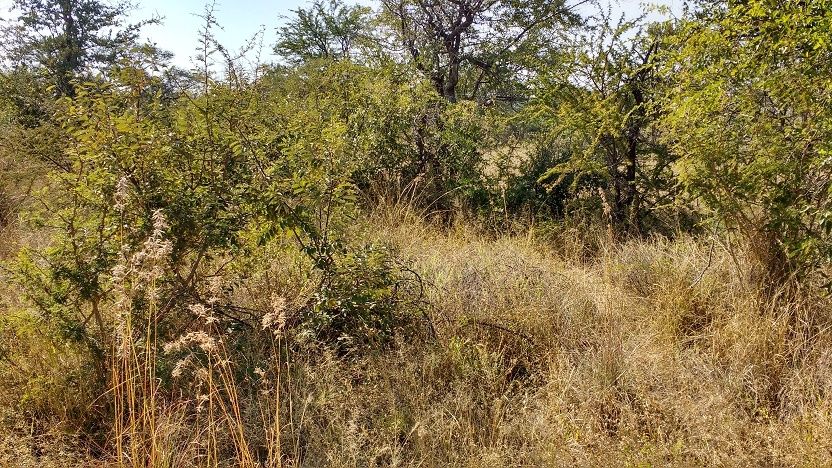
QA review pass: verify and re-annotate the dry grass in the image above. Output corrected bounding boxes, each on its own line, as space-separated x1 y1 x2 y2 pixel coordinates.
2 207 832 466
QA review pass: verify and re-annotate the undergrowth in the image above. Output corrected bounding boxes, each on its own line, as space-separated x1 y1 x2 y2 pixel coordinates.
1 205 831 466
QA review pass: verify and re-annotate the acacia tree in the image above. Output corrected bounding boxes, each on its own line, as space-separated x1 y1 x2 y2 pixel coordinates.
275 0 374 64
380 0 581 102
662 0 832 281
533 14 673 234
1 0 155 97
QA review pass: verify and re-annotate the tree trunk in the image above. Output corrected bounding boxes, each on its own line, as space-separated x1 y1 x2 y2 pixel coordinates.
58 0 81 97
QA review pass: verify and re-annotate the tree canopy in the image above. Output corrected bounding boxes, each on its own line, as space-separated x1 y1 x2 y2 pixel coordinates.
1 0 157 97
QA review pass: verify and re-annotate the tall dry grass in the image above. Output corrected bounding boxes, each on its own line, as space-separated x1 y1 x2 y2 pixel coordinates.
1 203 832 466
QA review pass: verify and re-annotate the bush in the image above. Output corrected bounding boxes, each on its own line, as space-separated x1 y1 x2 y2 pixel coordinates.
662 0 832 281
298 244 425 354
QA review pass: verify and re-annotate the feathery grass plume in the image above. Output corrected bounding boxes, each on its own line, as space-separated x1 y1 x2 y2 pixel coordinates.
110 209 172 466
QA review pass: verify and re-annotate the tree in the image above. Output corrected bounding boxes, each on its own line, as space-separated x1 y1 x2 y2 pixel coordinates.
533 14 673 234
275 0 374 64
381 0 581 102
661 0 832 281
1 0 156 97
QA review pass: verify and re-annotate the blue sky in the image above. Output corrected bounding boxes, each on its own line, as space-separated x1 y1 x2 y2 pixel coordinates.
0 0 311 68
1 0 683 69
129 0 307 68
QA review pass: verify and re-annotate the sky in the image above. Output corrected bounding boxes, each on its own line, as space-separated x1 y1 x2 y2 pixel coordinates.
129 0 307 69
1 0 684 69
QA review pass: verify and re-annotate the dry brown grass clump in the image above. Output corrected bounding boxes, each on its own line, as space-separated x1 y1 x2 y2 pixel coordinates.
350 211 832 466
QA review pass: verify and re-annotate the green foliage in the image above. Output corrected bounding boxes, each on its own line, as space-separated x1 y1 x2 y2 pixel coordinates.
662 0 832 276
530 14 675 234
1 0 158 97
380 0 581 102
9 55 435 368
275 0 375 64
0 67 52 127
0 310 102 431
300 244 423 353
502 145 574 219
257 59 497 216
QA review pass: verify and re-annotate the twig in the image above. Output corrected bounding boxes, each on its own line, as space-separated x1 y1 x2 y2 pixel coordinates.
690 237 715 288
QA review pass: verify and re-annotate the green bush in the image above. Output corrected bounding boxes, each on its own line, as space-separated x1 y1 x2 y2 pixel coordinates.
299 243 425 354
662 0 832 280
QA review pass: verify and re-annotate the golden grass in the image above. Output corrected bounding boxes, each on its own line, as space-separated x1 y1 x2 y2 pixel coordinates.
2 207 832 466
